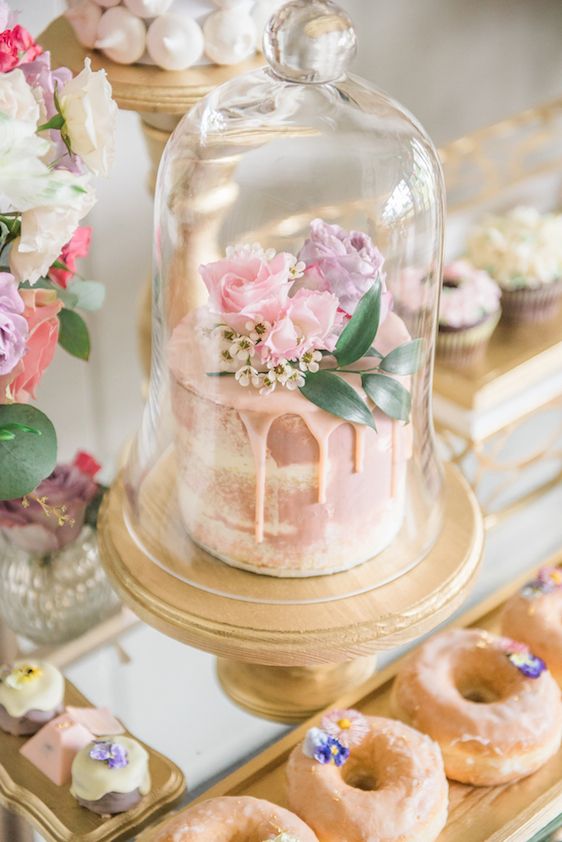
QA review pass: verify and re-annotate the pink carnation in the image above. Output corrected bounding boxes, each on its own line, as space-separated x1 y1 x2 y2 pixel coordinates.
297 219 391 318
260 289 339 365
0 25 42 73
49 226 92 288
199 250 296 333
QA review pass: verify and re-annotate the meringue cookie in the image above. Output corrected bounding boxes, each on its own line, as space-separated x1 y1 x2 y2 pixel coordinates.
123 0 174 16
146 14 204 71
252 0 286 50
95 7 147 65
92 0 121 7
65 0 102 49
203 9 257 65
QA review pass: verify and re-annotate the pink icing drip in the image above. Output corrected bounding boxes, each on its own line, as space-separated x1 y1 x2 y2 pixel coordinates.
354 424 365 473
238 411 275 543
391 420 400 497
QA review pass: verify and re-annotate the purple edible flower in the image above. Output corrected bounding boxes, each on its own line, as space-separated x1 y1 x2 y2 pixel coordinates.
302 727 350 766
508 651 546 679
89 740 129 769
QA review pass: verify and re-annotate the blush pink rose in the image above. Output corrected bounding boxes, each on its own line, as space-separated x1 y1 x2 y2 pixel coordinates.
261 289 339 365
49 226 92 288
199 251 295 332
1 289 62 403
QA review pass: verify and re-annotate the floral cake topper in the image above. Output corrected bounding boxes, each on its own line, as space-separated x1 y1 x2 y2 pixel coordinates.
521 566 562 600
498 637 546 679
203 220 422 429
0 663 42 688
89 740 129 769
302 708 369 767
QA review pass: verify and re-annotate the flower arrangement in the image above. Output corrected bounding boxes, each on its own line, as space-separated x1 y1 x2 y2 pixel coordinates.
0 450 105 560
203 219 422 429
302 708 369 767
0 0 117 501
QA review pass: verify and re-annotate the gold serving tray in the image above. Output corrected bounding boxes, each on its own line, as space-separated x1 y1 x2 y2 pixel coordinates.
147 552 562 842
0 681 186 842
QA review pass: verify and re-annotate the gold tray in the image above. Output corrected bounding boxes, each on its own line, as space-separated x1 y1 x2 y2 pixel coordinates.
0 681 186 842
147 552 562 842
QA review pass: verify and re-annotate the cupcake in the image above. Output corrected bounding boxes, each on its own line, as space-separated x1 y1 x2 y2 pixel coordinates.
71 736 151 815
0 661 64 736
437 260 501 365
467 206 562 323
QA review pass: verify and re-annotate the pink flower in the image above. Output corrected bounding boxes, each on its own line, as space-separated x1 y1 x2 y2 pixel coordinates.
0 289 62 403
73 450 101 478
321 708 369 748
199 249 295 332
49 226 91 288
297 219 391 318
0 272 28 376
0 461 99 555
260 289 338 365
0 25 42 73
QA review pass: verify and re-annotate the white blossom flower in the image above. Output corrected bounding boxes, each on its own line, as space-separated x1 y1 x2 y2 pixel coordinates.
284 368 306 390
266 358 292 384
218 348 237 369
58 58 117 177
298 349 322 372
258 371 277 396
229 334 256 361
235 365 260 387
289 256 306 279
244 319 270 342
0 69 40 126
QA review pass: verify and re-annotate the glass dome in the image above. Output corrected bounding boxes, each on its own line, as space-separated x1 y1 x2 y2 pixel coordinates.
125 0 445 596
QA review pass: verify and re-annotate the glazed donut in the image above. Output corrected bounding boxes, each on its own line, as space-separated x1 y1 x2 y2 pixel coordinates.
502 566 562 684
140 795 319 841
392 628 562 786
286 711 448 842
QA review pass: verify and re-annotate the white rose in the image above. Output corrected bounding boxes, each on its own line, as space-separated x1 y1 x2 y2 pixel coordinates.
0 69 40 126
9 184 96 284
0 113 53 211
58 58 117 177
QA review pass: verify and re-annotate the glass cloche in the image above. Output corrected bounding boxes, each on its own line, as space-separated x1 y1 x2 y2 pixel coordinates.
126 0 445 593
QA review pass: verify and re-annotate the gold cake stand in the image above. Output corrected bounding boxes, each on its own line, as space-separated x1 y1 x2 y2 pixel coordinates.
98 461 484 722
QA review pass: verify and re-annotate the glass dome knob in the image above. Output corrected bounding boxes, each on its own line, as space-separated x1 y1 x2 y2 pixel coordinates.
263 0 357 84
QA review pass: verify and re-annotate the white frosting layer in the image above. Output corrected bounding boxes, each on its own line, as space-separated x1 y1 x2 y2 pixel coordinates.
0 661 64 718
468 206 562 289
71 736 151 801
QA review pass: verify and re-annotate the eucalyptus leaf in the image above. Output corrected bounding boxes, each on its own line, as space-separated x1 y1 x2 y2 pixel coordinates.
334 281 381 367
379 339 423 375
300 370 376 429
58 309 91 361
0 405 57 500
67 279 106 311
362 373 412 422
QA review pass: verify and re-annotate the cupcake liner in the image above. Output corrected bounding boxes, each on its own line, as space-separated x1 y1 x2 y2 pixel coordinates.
500 278 562 324
437 311 500 366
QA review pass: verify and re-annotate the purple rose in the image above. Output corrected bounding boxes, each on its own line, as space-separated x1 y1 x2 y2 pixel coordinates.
297 219 391 317
0 463 98 555
0 272 28 376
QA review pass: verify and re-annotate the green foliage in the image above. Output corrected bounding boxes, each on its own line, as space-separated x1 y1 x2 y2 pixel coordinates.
0 405 57 500
58 309 91 361
300 370 376 430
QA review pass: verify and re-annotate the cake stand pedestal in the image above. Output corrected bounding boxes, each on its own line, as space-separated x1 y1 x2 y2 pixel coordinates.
98 462 484 723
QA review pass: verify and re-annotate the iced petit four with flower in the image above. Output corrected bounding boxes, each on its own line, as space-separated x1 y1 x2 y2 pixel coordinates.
467 206 562 323
436 259 501 365
71 735 151 815
0 661 64 736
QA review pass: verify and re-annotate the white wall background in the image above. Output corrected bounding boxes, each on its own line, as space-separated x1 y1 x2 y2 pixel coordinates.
14 0 562 474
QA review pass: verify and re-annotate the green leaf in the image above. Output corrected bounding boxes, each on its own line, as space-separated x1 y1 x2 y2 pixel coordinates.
0 429 15 441
362 373 412 422
67 279 106 311
58 309 91 361
0 405 57 500
334 281 381 367
300 370 376 429
379 339 423 375
37 113 65 133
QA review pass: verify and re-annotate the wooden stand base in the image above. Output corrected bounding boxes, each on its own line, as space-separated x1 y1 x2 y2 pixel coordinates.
217 656 377 723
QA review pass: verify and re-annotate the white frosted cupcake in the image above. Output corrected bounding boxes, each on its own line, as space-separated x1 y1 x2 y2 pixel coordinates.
437 260 501 365
467 206 562 323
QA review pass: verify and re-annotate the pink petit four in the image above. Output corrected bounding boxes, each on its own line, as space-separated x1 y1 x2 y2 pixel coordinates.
20 714 94 786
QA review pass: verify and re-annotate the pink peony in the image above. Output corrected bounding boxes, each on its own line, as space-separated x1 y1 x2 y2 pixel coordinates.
297 219 391 318
260 289 339 365
0 25 42 73
0 289 62 403
0 460 99 555
0 272 28 377
199 249 295 332
49 226 92 288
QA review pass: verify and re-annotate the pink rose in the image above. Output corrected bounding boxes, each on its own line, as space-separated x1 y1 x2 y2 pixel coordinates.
199 250 295 332
297 219 391 318
49 226 92 288
0 25 42 73
0 289 62 403
0 460 99 555
261 289 339 365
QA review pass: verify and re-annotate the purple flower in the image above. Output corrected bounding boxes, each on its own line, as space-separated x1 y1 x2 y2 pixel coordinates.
89 740 129 769
297 219 391 317
508 651 546 679
0 461 98 555
0 273 28 377
521 566 562 599
302 727 350 766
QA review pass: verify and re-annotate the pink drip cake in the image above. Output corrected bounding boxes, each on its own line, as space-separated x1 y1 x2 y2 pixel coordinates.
167 221 418 577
